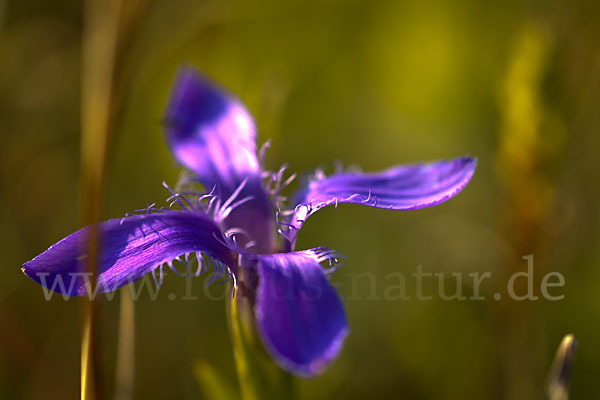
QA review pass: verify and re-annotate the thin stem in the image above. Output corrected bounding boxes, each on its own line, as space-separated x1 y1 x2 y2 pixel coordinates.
228 291 294 400
80 0 123 399
114 286 135 400
80 0 147 398
81 303 101 400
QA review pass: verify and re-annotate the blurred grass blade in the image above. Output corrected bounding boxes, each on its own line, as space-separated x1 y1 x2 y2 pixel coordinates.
81 0 147 398
81 311 98 399
194 361 239 400
229 292 294 400
80 0 124 398
546 334 577 400
114 287 135 400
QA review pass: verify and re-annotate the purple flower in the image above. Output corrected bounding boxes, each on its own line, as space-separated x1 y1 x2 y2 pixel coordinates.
23 67 476 376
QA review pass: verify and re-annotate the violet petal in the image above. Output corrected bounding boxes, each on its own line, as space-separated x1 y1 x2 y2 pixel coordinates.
287 156 476 245
23 211 233 296
254 249 348 376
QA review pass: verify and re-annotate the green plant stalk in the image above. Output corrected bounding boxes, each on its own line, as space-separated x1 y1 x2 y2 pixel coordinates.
80 0 148 398
114 286 135 400
229 290 294 400
80 0 123 398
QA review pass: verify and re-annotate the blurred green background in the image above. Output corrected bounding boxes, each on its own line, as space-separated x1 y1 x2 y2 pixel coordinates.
1 0 599 398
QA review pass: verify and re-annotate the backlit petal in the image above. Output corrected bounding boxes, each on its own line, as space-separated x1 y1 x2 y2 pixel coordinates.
165 67 261 195
165 68 274 252
286 156 476 246
253 249 348 376
23 211 233 296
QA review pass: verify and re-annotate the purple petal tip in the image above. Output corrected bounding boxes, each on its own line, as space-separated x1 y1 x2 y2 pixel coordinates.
254 251 349 376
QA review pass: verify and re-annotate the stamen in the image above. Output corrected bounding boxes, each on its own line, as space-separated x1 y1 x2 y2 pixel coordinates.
258 139 272 167
212 231 247 254
151 267 166 289
162 181 194 210
283 172 297 187
195 253 204 276
219 196 254 219
207 195 219 216
276 203 291 224
140 249 236 297
198 186 217 203
134 203 158 215
219 179 248 211
168 258 185 276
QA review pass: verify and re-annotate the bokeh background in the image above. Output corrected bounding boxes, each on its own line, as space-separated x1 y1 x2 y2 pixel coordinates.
1 0 599 398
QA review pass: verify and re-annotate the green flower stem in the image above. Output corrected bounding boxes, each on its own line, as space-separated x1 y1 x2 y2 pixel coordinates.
228 290 294 400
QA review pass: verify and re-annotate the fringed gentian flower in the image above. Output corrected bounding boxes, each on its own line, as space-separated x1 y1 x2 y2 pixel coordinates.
23 67 476 376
